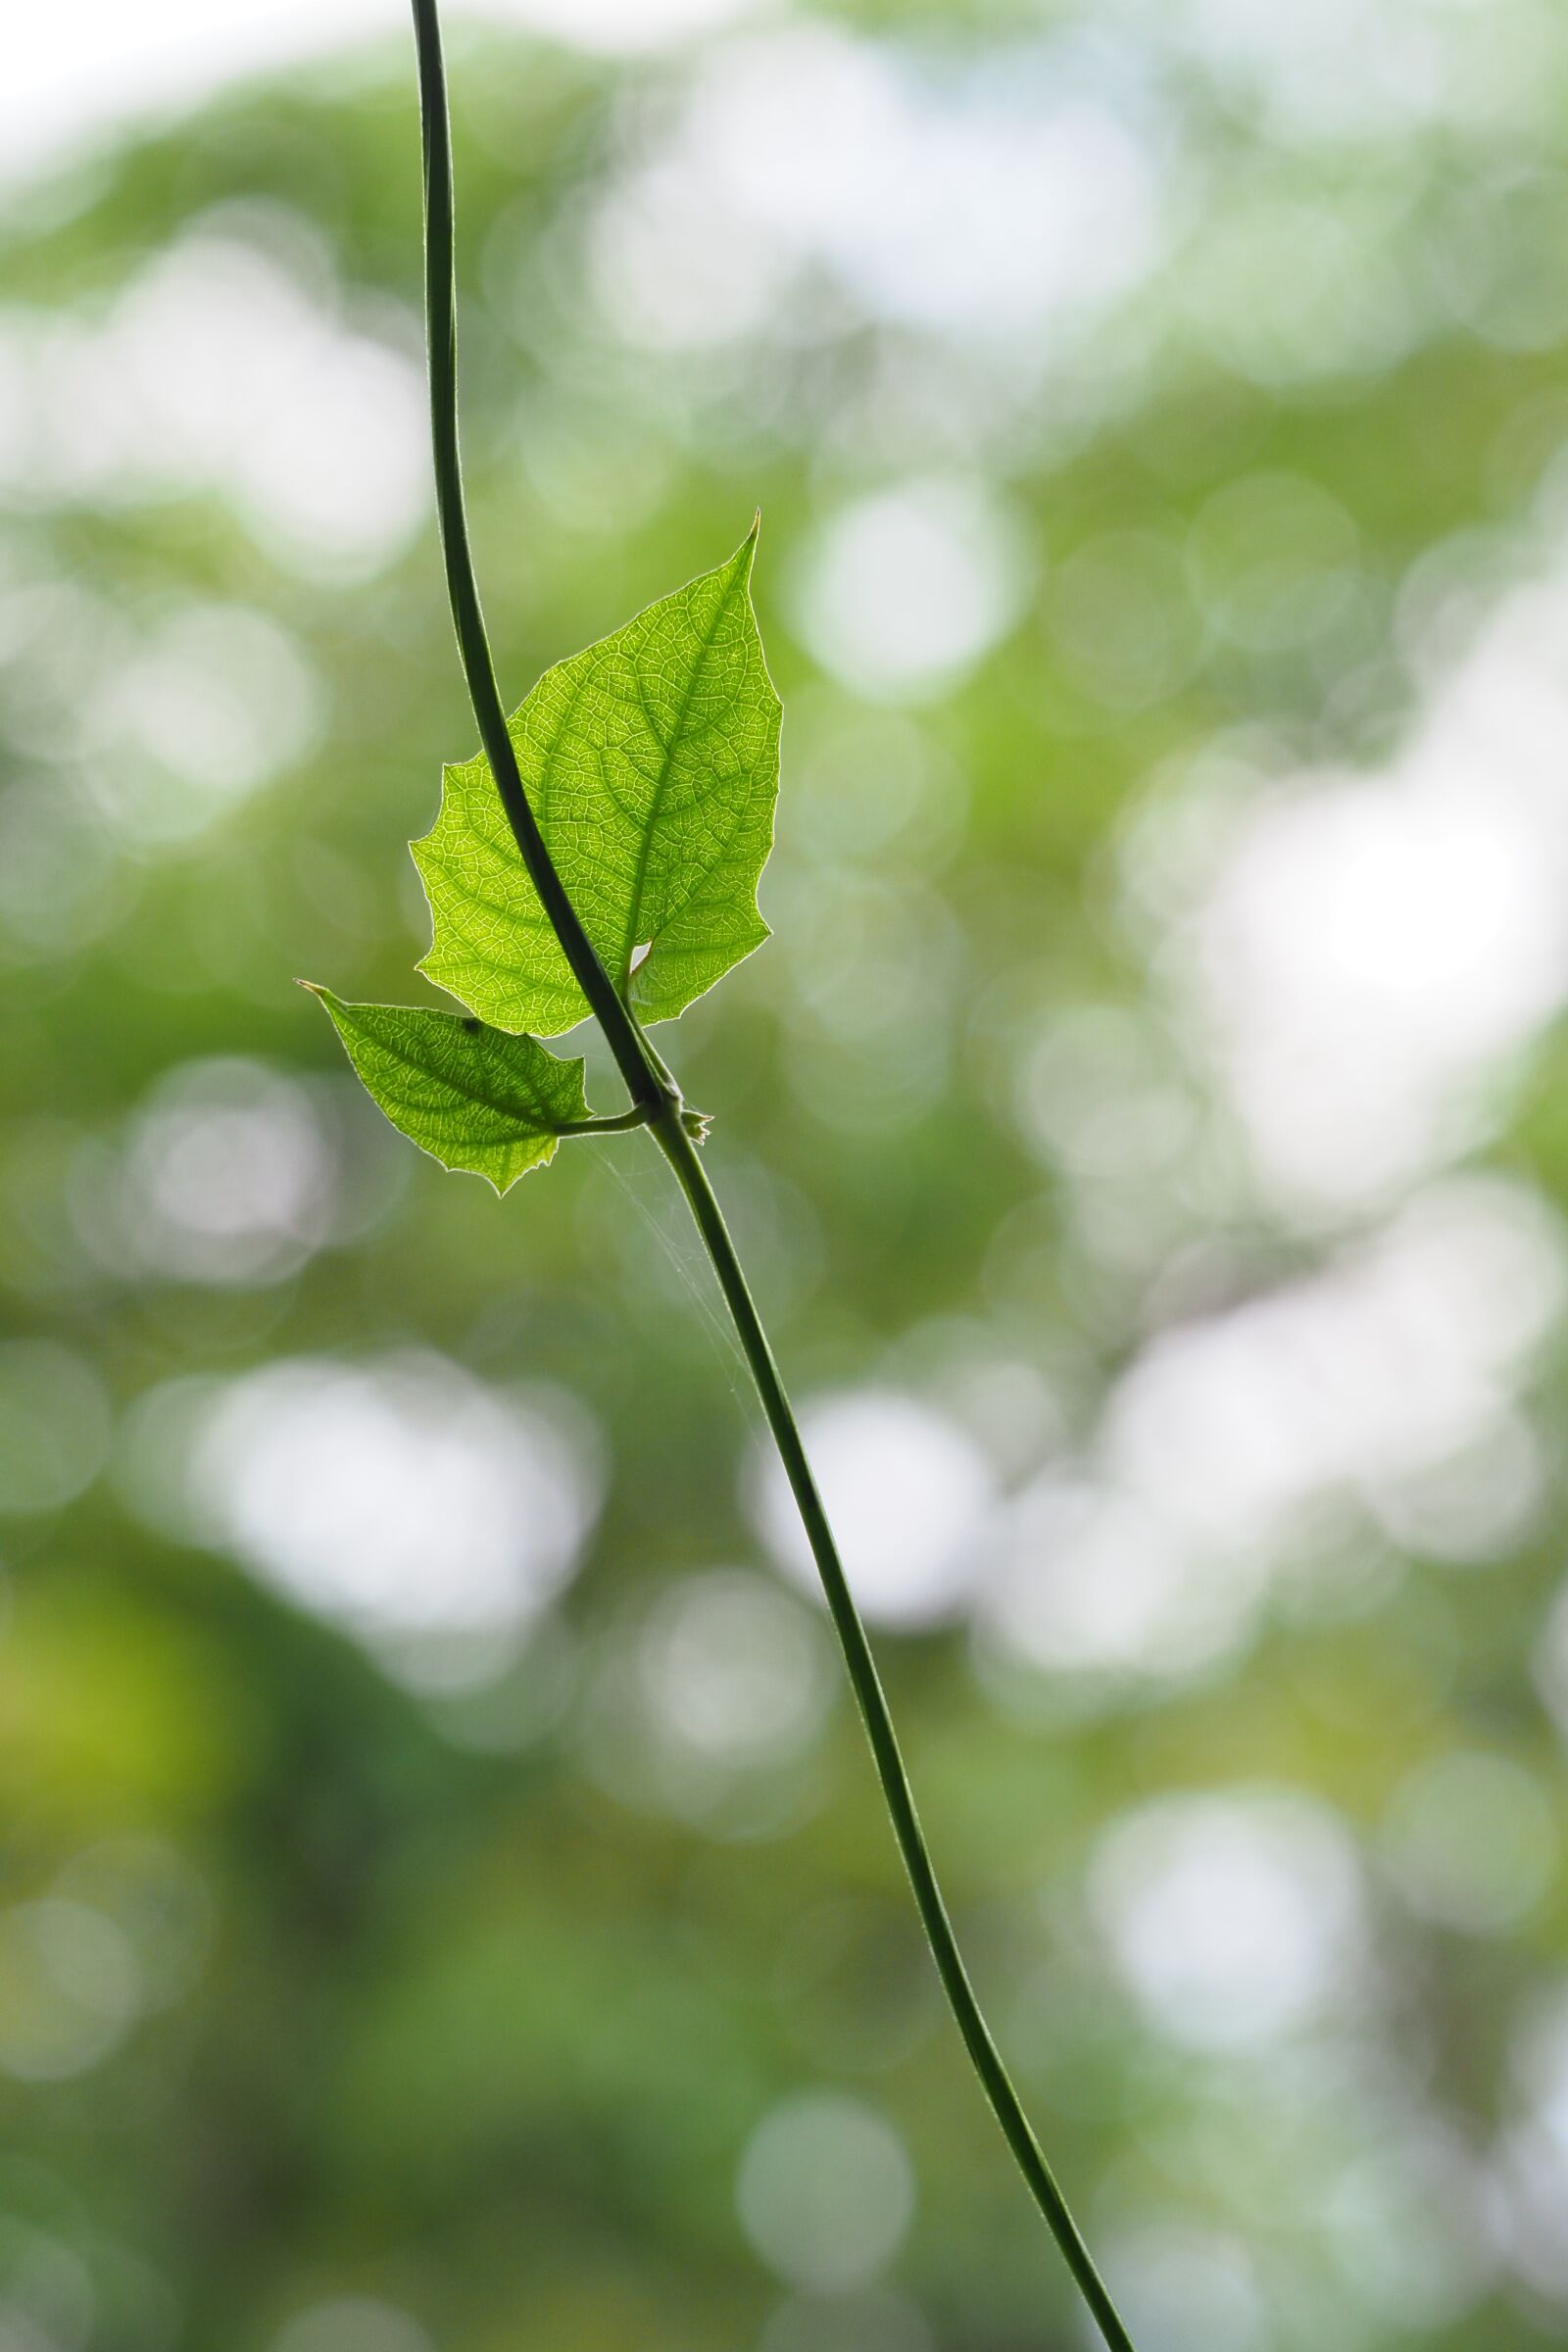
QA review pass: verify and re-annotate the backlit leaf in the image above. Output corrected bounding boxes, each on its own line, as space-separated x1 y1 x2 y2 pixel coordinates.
306 987 590 1193
412 526 780 1036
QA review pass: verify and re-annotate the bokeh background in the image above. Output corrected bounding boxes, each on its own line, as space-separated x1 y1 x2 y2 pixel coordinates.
5 1 1568 2346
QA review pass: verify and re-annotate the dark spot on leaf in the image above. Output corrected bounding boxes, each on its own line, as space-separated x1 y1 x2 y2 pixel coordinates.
462 1016 481 1033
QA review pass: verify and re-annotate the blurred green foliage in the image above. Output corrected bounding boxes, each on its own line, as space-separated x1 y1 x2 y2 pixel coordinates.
4 7 1568 2350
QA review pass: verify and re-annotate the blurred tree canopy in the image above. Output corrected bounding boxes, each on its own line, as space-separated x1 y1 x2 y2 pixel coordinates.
3 6 1568 2349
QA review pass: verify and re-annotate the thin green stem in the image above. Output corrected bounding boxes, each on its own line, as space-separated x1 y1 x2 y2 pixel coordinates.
408 8 1136 2346
411 0 667 1120
650 1115 1136 2352
558 1106 654 1137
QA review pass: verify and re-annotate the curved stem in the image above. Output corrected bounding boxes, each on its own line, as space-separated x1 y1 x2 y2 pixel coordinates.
411 0 665 1118
650 1114 1136 2352
408 8 1136 2346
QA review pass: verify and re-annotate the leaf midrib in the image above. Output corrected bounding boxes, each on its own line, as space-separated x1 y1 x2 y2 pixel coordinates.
349 1018 567 1134
613 567 746 996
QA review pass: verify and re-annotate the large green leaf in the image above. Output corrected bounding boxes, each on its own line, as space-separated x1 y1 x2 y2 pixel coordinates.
305 987 590 1193
412 527 780 1037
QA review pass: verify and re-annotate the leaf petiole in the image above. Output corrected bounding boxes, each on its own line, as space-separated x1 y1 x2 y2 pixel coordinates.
557 1103 708 1140
556 1106 652 1136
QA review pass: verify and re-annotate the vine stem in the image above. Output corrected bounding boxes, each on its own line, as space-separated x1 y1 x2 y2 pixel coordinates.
411 0 663 1121
408 7 1136 2346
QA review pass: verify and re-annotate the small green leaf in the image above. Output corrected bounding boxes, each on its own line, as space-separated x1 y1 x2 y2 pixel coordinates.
412 526 780 1036
306 986 590 1193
